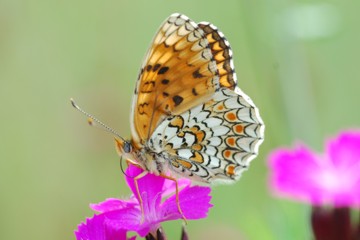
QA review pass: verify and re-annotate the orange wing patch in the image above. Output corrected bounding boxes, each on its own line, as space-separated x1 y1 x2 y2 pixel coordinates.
175 159 193 170
233 124 244 134
225 137 236 148
225 111 237 122
225 164 237 176
132 14 220 144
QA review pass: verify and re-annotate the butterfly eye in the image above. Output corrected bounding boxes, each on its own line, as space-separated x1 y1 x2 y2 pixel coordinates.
123 141 132 153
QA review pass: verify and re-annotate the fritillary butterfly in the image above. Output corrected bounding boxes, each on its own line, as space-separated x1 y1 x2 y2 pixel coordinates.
114 13 265 184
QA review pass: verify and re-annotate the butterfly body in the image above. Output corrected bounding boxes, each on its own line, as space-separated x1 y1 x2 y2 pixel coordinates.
116 13 264 185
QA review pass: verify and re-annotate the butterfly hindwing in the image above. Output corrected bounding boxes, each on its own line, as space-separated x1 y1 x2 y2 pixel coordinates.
149 87 265 184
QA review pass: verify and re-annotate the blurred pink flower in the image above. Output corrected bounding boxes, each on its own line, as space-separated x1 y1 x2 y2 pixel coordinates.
75 165 212 239
268 130 360 207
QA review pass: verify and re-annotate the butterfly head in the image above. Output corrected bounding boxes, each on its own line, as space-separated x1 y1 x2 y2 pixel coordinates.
114 138 142 167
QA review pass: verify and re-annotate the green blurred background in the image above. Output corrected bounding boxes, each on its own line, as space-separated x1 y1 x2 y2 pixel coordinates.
1 0 359 239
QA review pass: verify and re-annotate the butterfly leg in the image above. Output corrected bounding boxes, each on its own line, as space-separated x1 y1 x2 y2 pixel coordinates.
160 174 188 224
134 170 149 224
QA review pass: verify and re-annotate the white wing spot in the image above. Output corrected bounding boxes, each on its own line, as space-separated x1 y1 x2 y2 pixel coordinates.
212 125 230 136
177 149 193 159
203 117 222 127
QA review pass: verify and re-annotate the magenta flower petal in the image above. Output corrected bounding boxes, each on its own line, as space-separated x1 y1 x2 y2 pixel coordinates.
103 208 142 232
90 197 138 213
162 178 191 197
125 165 164 207
269 145 323 203
268 130 360 207
101 197 160 237
75 215 129 240
161 185 212 220
327 131 360 167
324 131 360 206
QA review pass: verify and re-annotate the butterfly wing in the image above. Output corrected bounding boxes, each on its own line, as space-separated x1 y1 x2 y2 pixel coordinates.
130 13 220 147
149 87 265 184
129 13 264 184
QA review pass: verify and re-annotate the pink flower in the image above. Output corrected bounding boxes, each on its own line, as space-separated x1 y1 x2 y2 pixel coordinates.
75 214 134 240
268 130 360 207
75 165 212 239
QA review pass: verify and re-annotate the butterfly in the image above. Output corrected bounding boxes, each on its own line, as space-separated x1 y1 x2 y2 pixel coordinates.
114 13 265 185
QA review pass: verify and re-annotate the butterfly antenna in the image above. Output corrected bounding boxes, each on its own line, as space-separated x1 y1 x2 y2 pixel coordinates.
70 98 125 141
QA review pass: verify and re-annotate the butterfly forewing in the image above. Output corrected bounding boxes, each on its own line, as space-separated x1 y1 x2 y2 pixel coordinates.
131 13 220 146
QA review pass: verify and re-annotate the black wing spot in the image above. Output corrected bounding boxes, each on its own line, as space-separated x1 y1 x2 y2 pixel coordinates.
192 68 204 78
146 65 152 71
153 64 161 72
161 79 170 85
192 88 198 96
158 66 169 75
163 92 169 97
172 95 184 107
